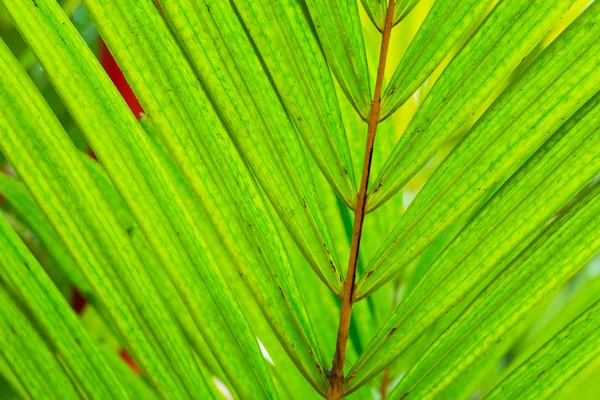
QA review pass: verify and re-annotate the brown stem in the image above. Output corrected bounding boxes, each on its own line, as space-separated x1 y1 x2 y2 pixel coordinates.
379 366 392 400
326 1 396 399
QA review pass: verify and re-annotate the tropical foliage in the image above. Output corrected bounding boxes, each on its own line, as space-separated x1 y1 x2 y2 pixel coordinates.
0 0 599 399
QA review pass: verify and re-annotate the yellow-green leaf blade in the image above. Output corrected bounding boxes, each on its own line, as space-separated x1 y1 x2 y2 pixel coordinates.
0 38 208 399
361 0 422 30
304 0 372 118
379 0 496 120
162 0 344 295
0 3 234 397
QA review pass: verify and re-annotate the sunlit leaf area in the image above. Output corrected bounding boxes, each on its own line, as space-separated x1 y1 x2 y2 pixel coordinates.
1 0 599 399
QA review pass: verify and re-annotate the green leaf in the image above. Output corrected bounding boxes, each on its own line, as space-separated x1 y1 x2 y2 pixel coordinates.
0 371 20 400
0 33 213 400
371 0 578 210
0 286 79 399
514 260 600 359
0 358 23 400
2 0 597 397
556 347 600 399
389 181 600 399
99 347 159 400
439 258 600 399
159 0 344 294
303 0 372 118
222 0 358 206
361 0 422 31
380 0 496 120
0 173 89 295
82 149 228 390
0 214 129 399
0 2 276 396
358 2 600 298
485 302 600 399
3 148 227 394
78 0 329 390
393 0 422 23
347 72 600 391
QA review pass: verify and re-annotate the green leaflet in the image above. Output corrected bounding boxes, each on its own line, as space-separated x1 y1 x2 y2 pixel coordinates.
388 181 600 399
80 0 328 391
361 0 422 31
379 0 496 120
358 2 600 298
393 0 422 23
347 66 600 391
275 187 377 400
0 373 19 400
0 359 22 400
0 215 129 399
2 211 73 296
486 300 600 399
1 0 272 397
0 286 79 399
558 357 600 399
371 0 577 210
3 0 79 72
234 206 324 399
0 173 89 295
141 116 335 398
161 0 342 294
303 0 372 118
360 0 388 31
224 0 358 207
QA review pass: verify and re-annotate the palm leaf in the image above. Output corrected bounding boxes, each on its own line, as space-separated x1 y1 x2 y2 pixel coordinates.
81 148 227 389
1 0 598 398
359 2 600 297
361 0 421 31
223 0 359 206
348 81 600 391
158 0 345 292
370 0 579 211
379 0 496 121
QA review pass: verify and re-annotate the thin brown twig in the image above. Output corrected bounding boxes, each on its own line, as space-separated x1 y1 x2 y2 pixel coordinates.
326 1 396 398
379 366 392 400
